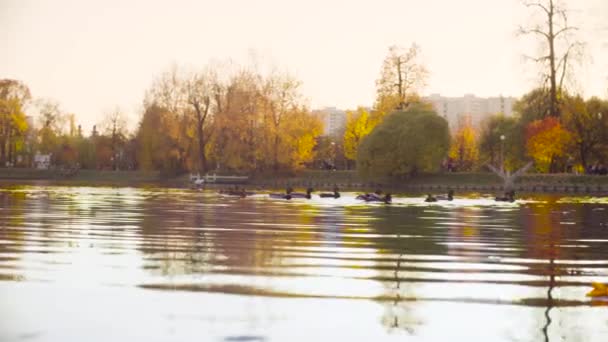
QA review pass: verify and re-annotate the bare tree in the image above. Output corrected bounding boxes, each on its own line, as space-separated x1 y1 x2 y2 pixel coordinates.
375 43 428 113
259 71 302 173
519 0 584 117
183 69 217 172
101 107 128 170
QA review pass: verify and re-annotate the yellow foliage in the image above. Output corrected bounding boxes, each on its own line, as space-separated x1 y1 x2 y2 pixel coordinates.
449 122 479 171
526 119 572 172
343 108 376 161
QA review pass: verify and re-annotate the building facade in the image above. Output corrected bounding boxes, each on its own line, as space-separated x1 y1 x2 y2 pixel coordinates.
314 107 347 138
423 94 517 130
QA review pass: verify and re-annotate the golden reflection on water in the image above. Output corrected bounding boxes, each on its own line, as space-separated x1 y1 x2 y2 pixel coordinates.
1 186 608 341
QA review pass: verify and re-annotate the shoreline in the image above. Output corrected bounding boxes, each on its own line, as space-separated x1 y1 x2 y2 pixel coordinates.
1 168 607 195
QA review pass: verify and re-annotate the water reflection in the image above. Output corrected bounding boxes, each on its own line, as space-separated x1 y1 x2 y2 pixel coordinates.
1 186 608 341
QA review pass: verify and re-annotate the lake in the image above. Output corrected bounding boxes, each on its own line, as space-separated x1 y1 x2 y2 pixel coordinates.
1 186 607 341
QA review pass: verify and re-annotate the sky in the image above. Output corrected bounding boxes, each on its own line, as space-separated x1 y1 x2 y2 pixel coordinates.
1 0 607 132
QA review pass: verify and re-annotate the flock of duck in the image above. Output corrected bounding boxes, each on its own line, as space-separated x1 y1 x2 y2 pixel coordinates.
216 186 518 203
216 185 608 301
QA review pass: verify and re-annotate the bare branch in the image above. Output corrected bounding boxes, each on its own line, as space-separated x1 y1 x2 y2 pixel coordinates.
554 26 578 38
523 54 552 63
518 26 550 40
523 1 550 15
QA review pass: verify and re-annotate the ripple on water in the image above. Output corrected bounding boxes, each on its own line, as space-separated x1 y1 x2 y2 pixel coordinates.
1 186 608 341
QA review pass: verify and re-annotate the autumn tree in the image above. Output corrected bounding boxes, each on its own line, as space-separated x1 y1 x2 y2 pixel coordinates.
343 107 376 164
257 71 303 173
526 117 573 172
34 99 67 156
144 69 193 172
479 114 526 171
281 107 323 170
136 104 184 174
183 68 217 172
139 62 321 175
210 69 261 172
0 79 31 167
357 104 449 178
375 44 428 114
449 119 479 171
519 0 583 118
562 96 608 168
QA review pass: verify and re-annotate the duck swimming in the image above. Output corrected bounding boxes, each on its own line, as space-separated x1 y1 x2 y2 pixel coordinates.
288 187 314 199
319 186 340 199
356 190 392 204
219 186 255 198
495 190 516 202
269 188 292 200
425 189 454 202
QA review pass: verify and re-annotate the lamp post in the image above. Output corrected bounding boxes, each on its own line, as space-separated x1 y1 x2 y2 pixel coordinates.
500 134 505 172
330 141 336 170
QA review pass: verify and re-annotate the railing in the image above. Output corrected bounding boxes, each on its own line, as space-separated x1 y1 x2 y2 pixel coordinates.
190 173 249 184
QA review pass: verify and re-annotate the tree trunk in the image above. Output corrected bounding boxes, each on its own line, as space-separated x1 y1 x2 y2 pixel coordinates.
548 1 559 117
197 118 207 172
273 133 279 174
0 136 5 167
397 58 403 107
579 144 587 169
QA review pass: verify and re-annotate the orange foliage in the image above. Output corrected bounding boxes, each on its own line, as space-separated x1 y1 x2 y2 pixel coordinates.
525 117 572 172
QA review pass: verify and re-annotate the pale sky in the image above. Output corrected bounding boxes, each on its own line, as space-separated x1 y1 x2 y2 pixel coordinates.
1 0 607 132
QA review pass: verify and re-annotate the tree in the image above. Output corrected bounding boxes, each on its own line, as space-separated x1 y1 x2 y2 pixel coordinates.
357 104 449 178
519 0 583 118
258 71 303 173
525 117 573 172
375 44 428 114
0 79 31 167
136 105 184 175
183 68 217 172
145 66 193 172
343 107 376 163
513 88 555 123
449 119 479 171
100 108 129 170
34 99 66 155
479 114 526 171
281 107 323 171
562 96 608 168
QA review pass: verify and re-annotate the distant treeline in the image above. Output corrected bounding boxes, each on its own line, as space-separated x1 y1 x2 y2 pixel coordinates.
1 40 607 177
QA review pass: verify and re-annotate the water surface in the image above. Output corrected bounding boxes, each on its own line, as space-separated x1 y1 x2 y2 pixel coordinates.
1 186 607 341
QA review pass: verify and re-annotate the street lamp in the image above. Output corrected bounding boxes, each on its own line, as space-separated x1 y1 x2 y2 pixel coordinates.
500 135 506 172
330 141 336 170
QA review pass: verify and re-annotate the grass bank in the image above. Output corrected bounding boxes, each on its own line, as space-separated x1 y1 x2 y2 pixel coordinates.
0 168 165 187
1 168 607 194
250 170 608 194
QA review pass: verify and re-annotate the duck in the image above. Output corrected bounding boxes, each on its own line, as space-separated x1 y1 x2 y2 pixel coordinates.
495 190 516 202
586 282 608 298
319 186 340 199
356 189 382 201
424 194 438 202
288 187 313 199
268 190 292 200
356 190 392 204
425 189 454 202
219 187 255 198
